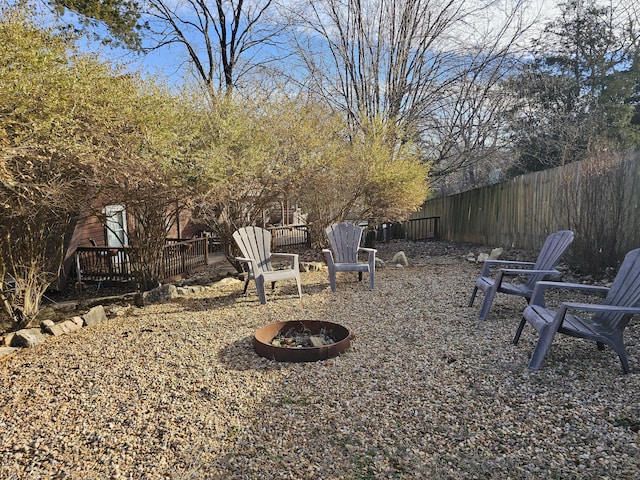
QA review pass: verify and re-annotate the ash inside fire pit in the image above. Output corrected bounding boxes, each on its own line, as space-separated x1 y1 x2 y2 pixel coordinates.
270 326 336 348
254 320 351 362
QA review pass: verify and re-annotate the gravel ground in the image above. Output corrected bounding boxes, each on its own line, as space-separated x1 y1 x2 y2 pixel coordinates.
1 240 639 479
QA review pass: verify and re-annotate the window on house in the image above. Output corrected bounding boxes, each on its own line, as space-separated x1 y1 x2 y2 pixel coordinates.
105 205 128 248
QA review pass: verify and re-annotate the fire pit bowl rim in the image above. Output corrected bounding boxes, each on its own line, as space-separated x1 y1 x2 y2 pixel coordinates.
253 320 351 362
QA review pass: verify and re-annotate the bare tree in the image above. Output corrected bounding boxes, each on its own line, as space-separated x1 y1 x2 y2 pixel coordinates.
287 0 537 191
143 0 285 95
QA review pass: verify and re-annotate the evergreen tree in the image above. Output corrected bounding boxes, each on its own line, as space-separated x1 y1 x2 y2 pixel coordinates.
507 0 640 174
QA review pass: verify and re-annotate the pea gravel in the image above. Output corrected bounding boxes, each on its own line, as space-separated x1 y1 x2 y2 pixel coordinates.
1 240 639 479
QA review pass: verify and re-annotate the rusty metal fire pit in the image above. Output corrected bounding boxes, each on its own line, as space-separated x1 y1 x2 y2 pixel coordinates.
254 320 351 362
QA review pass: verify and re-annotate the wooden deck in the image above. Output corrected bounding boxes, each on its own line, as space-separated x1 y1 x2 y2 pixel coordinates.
74 236 222 284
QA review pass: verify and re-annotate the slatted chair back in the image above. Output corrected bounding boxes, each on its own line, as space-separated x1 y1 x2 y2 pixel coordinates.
233 226 273 275
326 222 364 264
525 230 575 289
599 248 640 330
232 226 302 304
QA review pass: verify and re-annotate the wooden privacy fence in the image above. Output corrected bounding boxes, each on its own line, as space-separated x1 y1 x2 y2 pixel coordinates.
74 235 222 284
411 151 640 253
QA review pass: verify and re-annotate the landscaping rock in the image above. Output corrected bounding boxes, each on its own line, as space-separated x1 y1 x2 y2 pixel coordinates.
45 320 82 337
300 261 324 272
2 332 16 347
40 320 55 329
177 285 207 296
214 277 242 287
10 328 46 348
477 252 489 263
490 247 504 259
392 251 409 267
35 307 57 322
82 305 108 327
0 346 19 358
142 284 179 305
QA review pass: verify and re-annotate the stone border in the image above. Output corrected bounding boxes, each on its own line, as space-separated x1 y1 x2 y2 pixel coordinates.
0 276 247 360
0 258 381 361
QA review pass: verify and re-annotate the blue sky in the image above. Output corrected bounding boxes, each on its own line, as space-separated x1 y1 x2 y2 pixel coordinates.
78 0 564 89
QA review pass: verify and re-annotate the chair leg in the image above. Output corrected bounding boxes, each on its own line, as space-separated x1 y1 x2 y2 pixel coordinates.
468 286 478 307
369 269 374 290
478 286 497 321
528 327 557 370
242 277 250 295
607 334 630 374
358 272 363 282
255 277 267 304
617 350 630 375
513 318 527 345
328 269 337 292
295 275 302 299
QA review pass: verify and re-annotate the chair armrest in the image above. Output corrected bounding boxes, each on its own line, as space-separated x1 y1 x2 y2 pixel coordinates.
560 302 640 316
493 268 560 291
499 268 560 276
529 280 610 307
322 249 335 267
358 247 376 260
235 256 260 277
480 259 535 276
359 247 376 268
271 253 298 259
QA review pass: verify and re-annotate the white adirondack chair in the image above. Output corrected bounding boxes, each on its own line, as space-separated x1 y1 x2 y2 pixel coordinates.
233 226 302 304
323 222 376 292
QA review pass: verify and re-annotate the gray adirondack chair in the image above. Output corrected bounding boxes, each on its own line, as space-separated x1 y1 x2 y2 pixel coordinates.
232 226 302 304
513 248 640 374
323 222 376 292
469 230 574 320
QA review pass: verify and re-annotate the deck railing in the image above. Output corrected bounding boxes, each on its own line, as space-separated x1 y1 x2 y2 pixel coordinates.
73 220 437 285
74 247 132 283
268 224 310 248
74 235 221 284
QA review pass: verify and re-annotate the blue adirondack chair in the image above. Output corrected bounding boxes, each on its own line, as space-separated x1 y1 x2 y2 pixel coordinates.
513 248 640 374
233 226 302 304
323 222 376 292
469 230 574 320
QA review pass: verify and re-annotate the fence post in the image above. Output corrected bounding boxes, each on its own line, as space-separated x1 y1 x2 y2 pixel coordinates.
204 234 209 265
